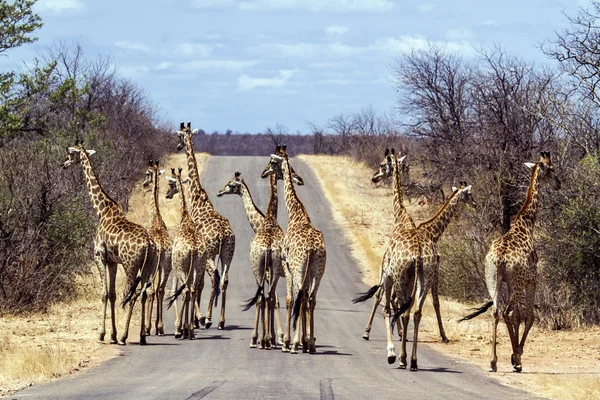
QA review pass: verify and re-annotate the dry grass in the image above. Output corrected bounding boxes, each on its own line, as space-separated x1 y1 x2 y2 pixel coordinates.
300 154 600 400
0 152 209 397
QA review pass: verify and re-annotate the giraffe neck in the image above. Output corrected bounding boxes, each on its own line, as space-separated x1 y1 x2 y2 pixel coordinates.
151 168 167 231
512 163 542 236
240 179 265 232
391 155 415 230
266 173 278 219
281 156 310 226
79 149 121 219
183 131 214 223
177 175 195 231
418 189 462 243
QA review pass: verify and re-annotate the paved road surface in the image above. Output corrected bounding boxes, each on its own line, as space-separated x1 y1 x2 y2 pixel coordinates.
14 156 539 400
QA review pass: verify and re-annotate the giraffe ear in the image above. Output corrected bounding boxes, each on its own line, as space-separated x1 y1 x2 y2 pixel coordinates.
165 176 177 183
465 185 472 192
86 150 96 156
384 148 389 156
158 169 165 175
452 186 458 192
181 177 190 184
192 129 199 135
524 162 536 170
67 147 77 154
398 155 407 163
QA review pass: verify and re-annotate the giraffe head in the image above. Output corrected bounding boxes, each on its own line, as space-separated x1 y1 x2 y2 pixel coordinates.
143 159 165 188
61 140 96 169
165 167 190 199
524 151 561 190
217 171 244 197
451 181 477 208
260 144 304 185
176 122 199 151
371 148 406 183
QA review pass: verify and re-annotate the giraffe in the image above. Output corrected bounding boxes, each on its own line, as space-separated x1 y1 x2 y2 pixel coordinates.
460 151 560 373
361 181 476 343
261 145 326 354
218 172 283 348
352 148 424 370
61 140 157 345
165 167 208 340
142 159 173 336
176 122 235 330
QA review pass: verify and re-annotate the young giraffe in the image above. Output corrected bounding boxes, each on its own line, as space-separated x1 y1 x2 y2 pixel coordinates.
218 172 285 349
176 122 235 330
261 145 326 354
361 181 476 343
61 140 157 345
165 168 207 340
460 152 560 373
142 159 173 336
353 148 424 370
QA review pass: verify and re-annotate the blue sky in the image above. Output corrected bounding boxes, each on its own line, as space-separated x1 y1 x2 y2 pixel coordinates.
2 0 586 133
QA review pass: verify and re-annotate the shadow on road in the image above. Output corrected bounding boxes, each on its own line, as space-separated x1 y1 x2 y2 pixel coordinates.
220 324 252 331
417 367 462 374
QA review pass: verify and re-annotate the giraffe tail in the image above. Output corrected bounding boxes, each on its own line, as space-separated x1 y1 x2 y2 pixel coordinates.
352 285 381 304
390 296 413 334
458 301 494 322
166 284 186 310
292 251 312 330
121 276 143 308
213 268 221 307
242 285 263 311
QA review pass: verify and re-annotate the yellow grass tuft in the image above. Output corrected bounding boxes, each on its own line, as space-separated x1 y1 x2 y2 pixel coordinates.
300 153 600 400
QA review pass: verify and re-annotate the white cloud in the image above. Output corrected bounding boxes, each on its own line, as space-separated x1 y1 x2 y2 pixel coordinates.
191 0 235 8
482 19 499 26
418 3 435 13
118 65 150 77
35 0 83 13
114 41 152 53
373 36 475 56
251 41 364 58
176 43 213 57
445 28 473 41
156 62 175 70
238 69 298 91
325 25 349 36
179 59 261 71
239 0 394 13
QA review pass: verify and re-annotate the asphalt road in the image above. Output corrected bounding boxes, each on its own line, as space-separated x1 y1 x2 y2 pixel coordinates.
13 156 538 400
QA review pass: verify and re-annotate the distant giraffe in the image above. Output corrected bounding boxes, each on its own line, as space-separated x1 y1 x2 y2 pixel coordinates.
353 148 424 370
165 167 208 340
460 152 560 373
61 140 157 345
176 122 234 330
261 145 326 354
142 159 173 336
361 182 476 343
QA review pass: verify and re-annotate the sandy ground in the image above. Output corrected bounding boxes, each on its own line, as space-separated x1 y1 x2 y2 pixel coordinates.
298 154 600 400
0 152 208 396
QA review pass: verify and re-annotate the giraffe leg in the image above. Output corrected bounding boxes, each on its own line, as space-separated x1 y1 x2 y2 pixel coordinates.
282 270 293 352
490 304 500 372
139 288 148 346
383 280 396 365
260 293 267 349
250 295 260 348
516 282 536 373
218 269 229 330
301 297 309 353
308 294 317 354
274 295 284 346
399 312 409 368
431 259 449 343
189 286 196 340
410 283 428 371
204 260 216 329
195 272 205 327
363 288 383 341
96 254 109 343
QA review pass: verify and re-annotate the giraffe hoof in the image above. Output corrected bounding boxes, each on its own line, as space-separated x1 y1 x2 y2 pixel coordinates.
199 316 206 327
309 346 316 354
410 360 418 371
513 366 522 373
175 333 182 339
218 321 224 330
387 355 396 365
441 337 449 344
362 333 370 341
117 340 126 346
109 338 118 345
282 346 290 353
139 338 147 346
205 321 212 329
98 333 105 342
489 361 497 372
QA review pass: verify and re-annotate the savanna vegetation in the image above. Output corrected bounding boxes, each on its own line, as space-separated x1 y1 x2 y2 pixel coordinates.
0 0 173 314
